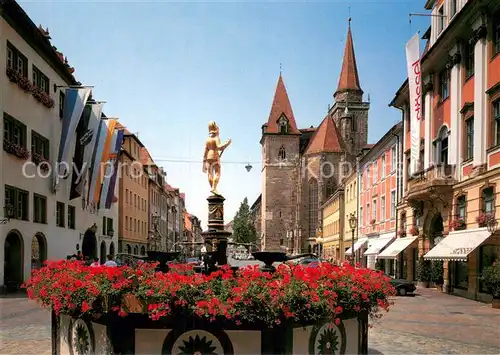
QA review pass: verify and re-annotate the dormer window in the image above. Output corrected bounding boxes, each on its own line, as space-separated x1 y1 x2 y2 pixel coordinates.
278 145 286 160
278 114 289 134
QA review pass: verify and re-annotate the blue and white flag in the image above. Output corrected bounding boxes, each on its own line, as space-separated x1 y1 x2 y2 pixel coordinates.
99 129 124 210
53 87 91 191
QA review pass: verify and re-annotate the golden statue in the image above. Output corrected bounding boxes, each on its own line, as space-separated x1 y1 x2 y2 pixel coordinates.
203 121 231 195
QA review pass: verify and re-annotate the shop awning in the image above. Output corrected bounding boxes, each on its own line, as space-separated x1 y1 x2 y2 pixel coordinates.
424 228 491 261
345 238 368 255
364 233 396 256
377 236 418 259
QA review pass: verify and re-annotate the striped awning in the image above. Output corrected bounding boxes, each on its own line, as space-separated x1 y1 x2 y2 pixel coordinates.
424 228 491 261
377 236 418 259
364 233 396 256
345 238 368 255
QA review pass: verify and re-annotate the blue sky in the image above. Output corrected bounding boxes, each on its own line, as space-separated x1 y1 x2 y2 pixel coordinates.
20 0 429 228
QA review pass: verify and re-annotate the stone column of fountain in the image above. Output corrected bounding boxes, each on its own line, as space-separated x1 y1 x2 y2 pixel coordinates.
201 194 232 269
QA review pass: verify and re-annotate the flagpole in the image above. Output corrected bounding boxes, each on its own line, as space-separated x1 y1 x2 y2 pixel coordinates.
53 84 94 93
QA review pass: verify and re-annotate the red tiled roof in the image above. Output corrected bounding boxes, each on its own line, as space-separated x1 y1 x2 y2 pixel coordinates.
139 147 154 165
305 115 345 155
336 20 362 95
165 183 175 192
264 74 300 134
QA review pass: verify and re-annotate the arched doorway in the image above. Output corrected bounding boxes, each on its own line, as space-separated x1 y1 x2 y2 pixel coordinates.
82 229 97 259
429 213 444 248
31 233 47 270
109 242 115 258
100 241 106 264
133 245 139 255
4 230 24 291
140 246 146 256
126 244 132 254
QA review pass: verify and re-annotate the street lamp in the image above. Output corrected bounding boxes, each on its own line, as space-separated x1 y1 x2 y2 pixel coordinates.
349 213 357 264
487 218 499 234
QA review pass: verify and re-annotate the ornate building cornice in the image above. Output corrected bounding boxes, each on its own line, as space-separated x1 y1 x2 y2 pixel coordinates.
469 24 487 46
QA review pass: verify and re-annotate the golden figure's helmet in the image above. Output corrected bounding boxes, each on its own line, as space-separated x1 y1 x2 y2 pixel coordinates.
208 121 219 134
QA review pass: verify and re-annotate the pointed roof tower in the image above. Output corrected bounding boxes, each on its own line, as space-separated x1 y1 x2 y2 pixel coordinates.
305 115 345 155
334 18 363 100
263 74 300 134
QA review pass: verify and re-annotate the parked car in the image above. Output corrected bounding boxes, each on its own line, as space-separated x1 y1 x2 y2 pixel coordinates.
387 276 416 296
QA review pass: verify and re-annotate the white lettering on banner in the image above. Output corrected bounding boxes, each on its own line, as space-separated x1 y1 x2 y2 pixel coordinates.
406 33 422 176
451 247 473 255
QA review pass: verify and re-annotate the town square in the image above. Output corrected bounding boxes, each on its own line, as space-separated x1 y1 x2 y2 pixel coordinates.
1 0 500 354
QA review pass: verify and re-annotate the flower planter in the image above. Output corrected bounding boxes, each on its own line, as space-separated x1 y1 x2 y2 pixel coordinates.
3 139 30 160
52 311 368 354
26 261 392 355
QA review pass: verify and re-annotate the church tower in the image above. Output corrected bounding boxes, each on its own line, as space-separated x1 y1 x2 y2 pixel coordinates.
260 74 301 251
331 18 369 156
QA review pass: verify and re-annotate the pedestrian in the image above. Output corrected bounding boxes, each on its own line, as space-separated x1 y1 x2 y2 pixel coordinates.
90 257 100 267
104 254 117 267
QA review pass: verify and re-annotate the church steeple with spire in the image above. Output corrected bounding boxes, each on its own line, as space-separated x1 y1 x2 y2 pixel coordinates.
331 18 369 156
334 17 363 103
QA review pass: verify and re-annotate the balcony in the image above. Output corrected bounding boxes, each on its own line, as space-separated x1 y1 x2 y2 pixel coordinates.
406 164 456 202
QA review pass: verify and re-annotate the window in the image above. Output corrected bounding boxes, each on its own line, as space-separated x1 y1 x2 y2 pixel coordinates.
450 0 457 17
465 41 474 79
436 127 449 165
482 187 495 215
59 91 65 120
438 6 444 34
5 185 28 221
6 42 27 77
419 149 425 170
391 146 397 172
493 100 500 146
308 179 318 237
381 196 386 221
33 194 47 224
390 191 396 219
32 66 49 93
493 12 500 56
439 69 449 100
125 189 129 204
456 195 466 219
102 216 107 234
68 206 75 229
125 216 129 230
366 203 370 223
278 115 289 134
106 217 114 235
381 155 386 178
359 207 363 227
372 200 377 222
278 145 286 160
56 202 65 227
373 162 378 183
479 245 500 292
3 113 26 147
465 118 474 160
31 131 49 160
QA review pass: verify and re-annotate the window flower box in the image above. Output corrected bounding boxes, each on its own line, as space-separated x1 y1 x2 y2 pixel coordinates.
24 261 394 354
409 226 419 236
3 139 30 160
370 219 376 225
397 228 406 237
476 213 496 228
32 152 50 172
449 218 466 231
32 86 55 108
6 67 18 83
17 76 32 92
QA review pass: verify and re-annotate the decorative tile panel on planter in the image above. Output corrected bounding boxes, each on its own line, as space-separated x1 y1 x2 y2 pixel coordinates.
52 313 367 354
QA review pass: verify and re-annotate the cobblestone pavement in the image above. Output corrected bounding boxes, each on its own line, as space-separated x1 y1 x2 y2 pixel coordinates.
1 288 499 354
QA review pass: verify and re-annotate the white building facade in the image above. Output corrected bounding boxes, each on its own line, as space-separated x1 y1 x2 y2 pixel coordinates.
0 1 118 290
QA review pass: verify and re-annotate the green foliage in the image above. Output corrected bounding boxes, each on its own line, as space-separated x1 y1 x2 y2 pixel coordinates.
417 256 431 282
232 197 257 245
481 262 500 298
431 261 444 285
